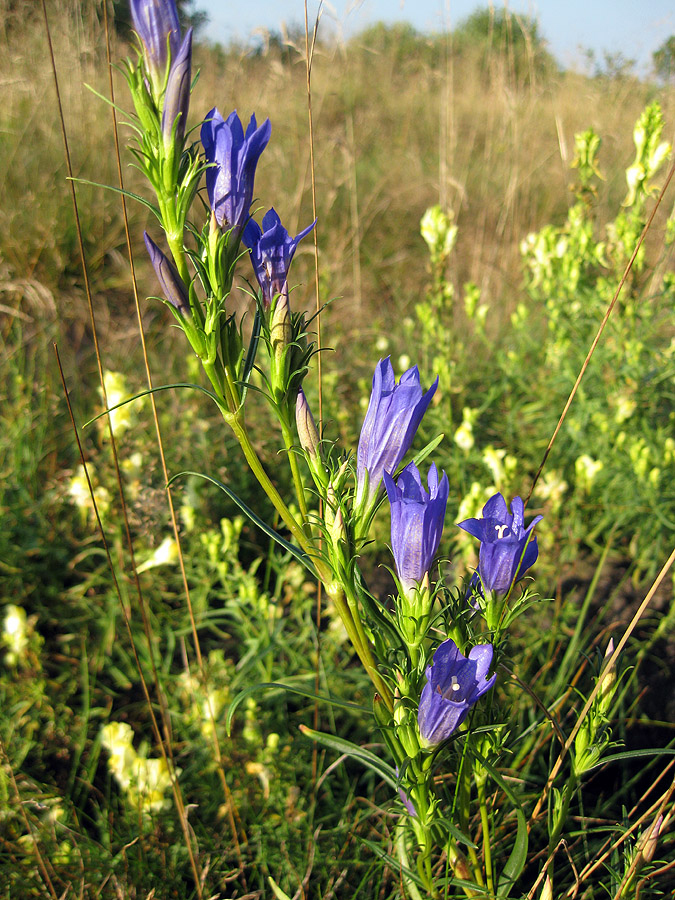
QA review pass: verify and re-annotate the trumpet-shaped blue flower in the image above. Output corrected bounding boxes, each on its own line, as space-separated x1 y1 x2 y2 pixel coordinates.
384 462 449 593
200 109 271 239
457 493 542 596
418 639 496 746
130 0 181 91
161 28 192 149
356 358 437 508
243 208 315 309
144 231 190 316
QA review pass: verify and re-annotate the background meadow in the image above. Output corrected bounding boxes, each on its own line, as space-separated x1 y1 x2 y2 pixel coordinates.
1 0 675 896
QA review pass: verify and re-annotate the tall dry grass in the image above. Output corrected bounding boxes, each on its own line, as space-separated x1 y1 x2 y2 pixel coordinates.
2 0 672 345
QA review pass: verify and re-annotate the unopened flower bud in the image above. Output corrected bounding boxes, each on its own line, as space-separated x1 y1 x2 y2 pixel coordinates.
540 873 553 900
447 844 472 882
373 693 392 729
637 814 662 864
270 292 292 352
599 638 616 710
269 292 292 400
130 0 181 96
331 507 346 545
161 28 192 150
144 232 190 316
296 389 320 459
393 701 406 728
324 484 347 546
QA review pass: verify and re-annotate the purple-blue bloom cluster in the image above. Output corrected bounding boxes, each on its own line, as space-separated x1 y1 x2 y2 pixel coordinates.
418 639 496 746
356 358 437 508
201 109 272 239
243 208 315 309
130 0 181 86
384 462 449 594
457 493 542 596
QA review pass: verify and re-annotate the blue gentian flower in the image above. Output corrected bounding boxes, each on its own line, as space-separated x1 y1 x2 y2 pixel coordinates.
384 462 449 594
144 231 190 316
161 28 192 149
457 493 542 596
356 358 437 508
243 208 315 309
200 109 272 239
130 0 181 92
418 639 496 746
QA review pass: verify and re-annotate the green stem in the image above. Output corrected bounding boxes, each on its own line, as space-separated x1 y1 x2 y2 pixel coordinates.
200 357 311 559
328 583 394 711
456 752 485 887
229 414 311 554
280 412 310 527
404 758 447 898
466 843 486 890
167 231 190 285
157 191 189 285
202 353 395 711
477 776 495 899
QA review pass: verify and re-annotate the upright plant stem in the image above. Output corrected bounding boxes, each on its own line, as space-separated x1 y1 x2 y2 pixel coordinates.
280 414 310 526
477 776 495 899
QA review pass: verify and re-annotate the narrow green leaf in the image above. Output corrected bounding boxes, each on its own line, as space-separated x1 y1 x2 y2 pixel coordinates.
410 433 445 470
267 877 293 900
240 306 262 404
585 747 675 772
433 813 477 849
358 838 426 888
168 470 316 576
299 724 399 791
225 682 372 736
84 382 223 429
70 177 161 218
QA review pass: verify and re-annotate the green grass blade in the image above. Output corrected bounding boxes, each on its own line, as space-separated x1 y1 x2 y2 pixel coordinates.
225 682 372 735
410 433 445 471
299 724 399 790
70 176 161 218
585 747 675 772
83 382 223 428
167 470 317 576
472 749 529 898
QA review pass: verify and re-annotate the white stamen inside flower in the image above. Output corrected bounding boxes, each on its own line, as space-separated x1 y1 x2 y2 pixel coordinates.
439 676 463 701
495 524 508 539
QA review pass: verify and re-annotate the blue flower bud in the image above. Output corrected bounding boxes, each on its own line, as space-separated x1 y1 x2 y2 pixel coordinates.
130 0 181 93
161 28 192 150
144 231 190 316
384 462 449 594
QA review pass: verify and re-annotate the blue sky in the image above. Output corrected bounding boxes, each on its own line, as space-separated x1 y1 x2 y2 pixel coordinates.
197 0 674 72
